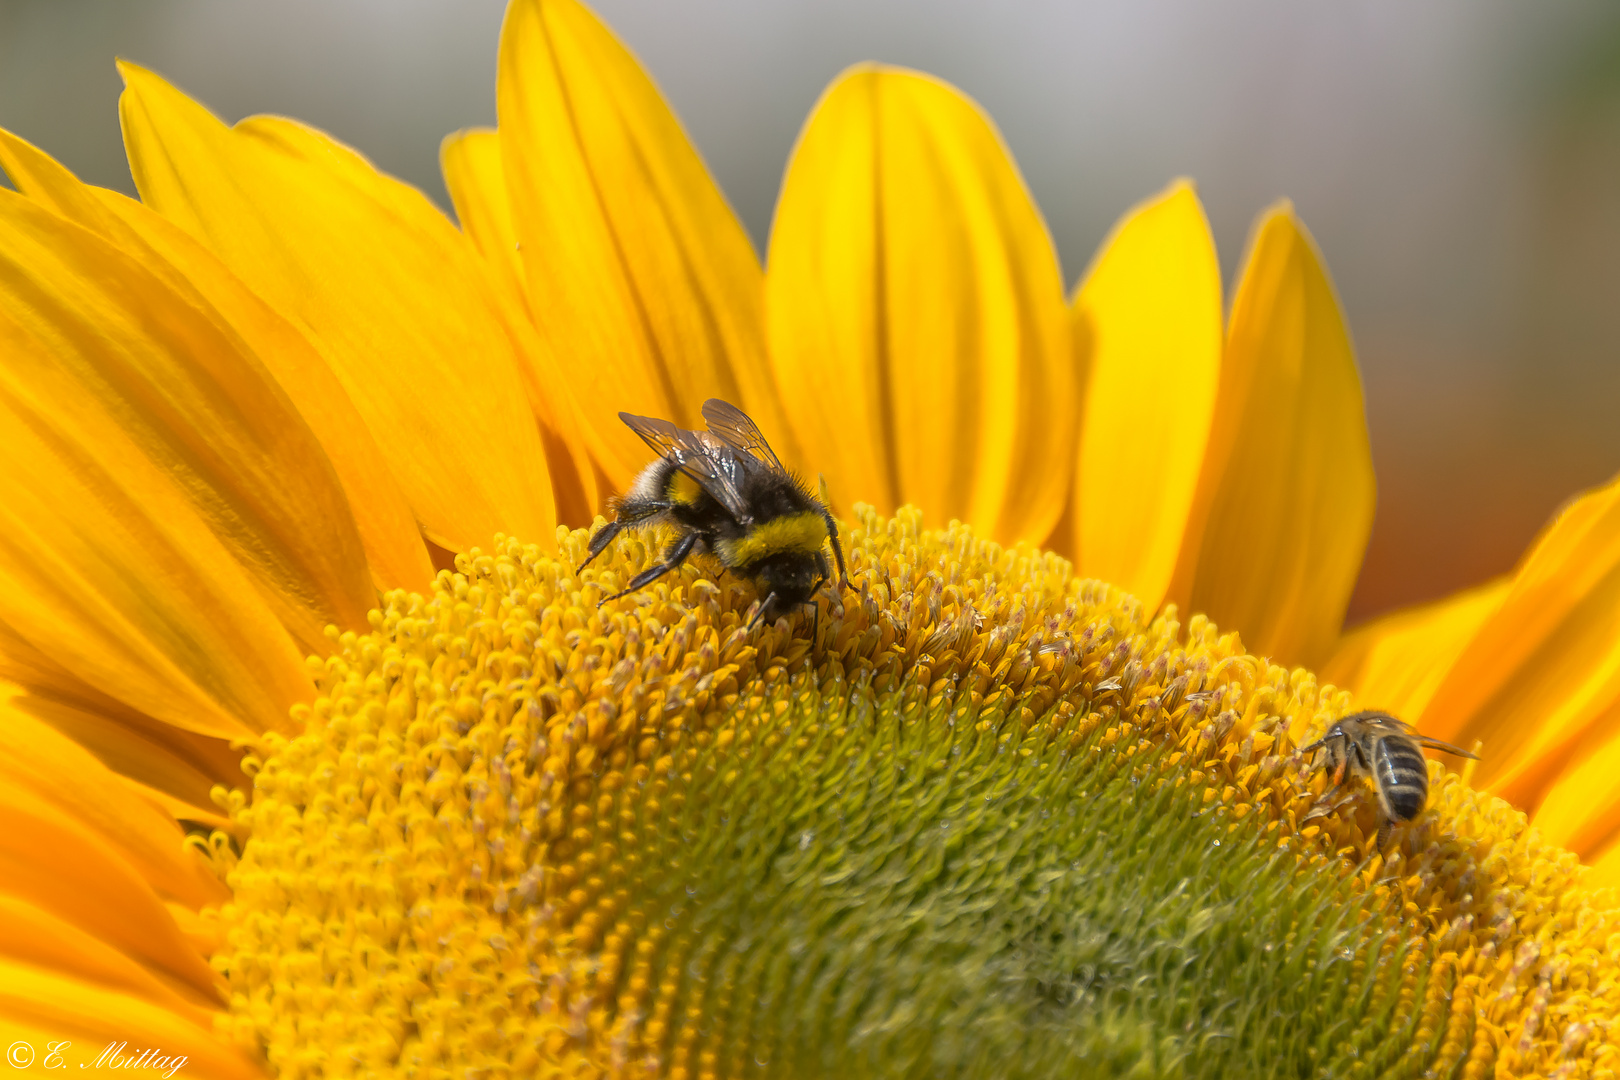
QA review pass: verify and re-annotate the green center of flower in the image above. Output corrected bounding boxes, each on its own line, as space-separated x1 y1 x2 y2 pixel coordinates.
208 510 1600 1078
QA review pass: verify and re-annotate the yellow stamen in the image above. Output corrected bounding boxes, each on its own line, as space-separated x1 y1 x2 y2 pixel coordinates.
206 509 1620 1077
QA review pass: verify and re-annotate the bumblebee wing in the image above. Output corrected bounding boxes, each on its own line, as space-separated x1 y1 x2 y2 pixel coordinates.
619 411 751 522
701 398 788 474
619 411 691 463
1415 734 1480 760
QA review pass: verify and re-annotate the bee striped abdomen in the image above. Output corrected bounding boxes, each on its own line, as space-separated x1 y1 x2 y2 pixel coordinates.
1372 737 1429 822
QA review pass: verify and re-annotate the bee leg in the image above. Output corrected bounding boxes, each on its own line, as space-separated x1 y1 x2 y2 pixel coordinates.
578 520 623 573
581 498 684 573
807 599 820 645
1331 759 1348 787
819 507 852 593
746 592 780 632
1375 817 1393 852
598 531 699 606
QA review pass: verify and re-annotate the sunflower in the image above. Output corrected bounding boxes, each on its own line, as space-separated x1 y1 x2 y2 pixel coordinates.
0 0 1616 1076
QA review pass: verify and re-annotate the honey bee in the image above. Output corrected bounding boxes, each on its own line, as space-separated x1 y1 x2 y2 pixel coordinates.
1300 710 1478 848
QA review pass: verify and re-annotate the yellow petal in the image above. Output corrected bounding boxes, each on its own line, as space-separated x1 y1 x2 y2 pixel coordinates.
0 317 309 740
0 125 431 593
1169 204 1374 667
164 901 225 961
118 63 554 552
1529 714 1620 860
0 961 260 1079
1419 471 1620 812
1581 835 1620 891
497 0 783 490
0 615 95 700
767 66 1073 543
1322 576 1510 719
10 692 243 828
441 126 599 523
1071 180 1222 607
125 785 231 835
0 186 377 656
0 618 248 824
95 193 434 593
441 127 528 303
0 702 224 909
0 781 219 999
0 896 217 1025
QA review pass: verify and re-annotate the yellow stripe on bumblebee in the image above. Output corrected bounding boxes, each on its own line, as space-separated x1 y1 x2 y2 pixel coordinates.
578 399 851 633
717 512 828 567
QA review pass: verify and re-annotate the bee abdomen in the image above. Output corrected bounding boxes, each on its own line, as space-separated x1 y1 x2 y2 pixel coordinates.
1373 738 1429 821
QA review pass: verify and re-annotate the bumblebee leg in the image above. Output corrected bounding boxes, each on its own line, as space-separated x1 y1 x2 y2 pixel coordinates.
598 530 699 606
579 499 681 573
818 507 852 591
746 592 780 631
807 599 820 645
578 520 623 573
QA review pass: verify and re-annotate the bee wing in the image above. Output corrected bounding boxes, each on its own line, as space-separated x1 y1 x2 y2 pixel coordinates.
1415 734 1480 760
701 399 788 474
619 411 752 522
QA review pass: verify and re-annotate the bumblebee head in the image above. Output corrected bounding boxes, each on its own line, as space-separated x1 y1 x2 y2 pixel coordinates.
751 552 829 623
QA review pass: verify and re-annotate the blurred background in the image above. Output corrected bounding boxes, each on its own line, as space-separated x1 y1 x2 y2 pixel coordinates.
3 0 1619 627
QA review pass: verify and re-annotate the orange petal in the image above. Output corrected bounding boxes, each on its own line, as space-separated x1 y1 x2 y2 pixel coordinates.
0 125 431 595
497 0 782 490
0 756 236 1050
441 125 599 523
1419 471 1620 813
1322 577 1510 720
0 961 260 1079
0 314 310 740
1169 204 1374 667
0 896 218 1026
0 615 98 702
0 617 249 823
9 692 243 828
1529 712 1620 860
0 185 377 657
118 63 554 552
0 702 224 910
767 66 1073 543
1071 180 1222 608
1581 835 1620 892
0 774 220 1000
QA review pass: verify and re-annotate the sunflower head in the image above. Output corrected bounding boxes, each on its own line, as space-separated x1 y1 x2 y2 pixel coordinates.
1 0 1619 1076
185 511 1613 1078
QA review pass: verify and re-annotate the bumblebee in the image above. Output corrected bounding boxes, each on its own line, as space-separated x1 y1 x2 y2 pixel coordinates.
579 399 850 629
1301 710 1478 848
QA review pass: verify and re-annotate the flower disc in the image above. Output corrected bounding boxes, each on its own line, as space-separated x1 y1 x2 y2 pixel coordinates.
209 510 1616 1078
